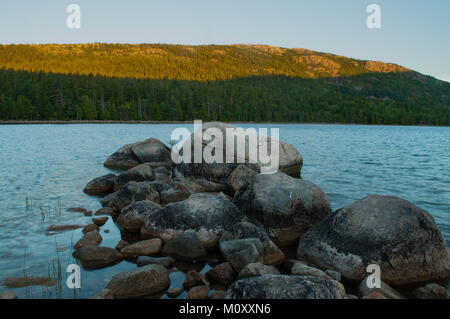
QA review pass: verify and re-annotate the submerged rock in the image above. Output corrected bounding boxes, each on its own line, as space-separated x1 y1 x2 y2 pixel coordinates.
234 172 331 246
94 207 115 216
141 193 244 249
161 232 207 262
2 277 56 288
93 216 108 226
45 224 84 235
113 163 155 191
0 291 18 299
297 195 450 285
83 174 117 196
74 246 122 270
105 264 170 299
104 138 172 171
73 230 102 250
226 275 346 299
117 200 161 234
82 223 99 234
219 238 264 272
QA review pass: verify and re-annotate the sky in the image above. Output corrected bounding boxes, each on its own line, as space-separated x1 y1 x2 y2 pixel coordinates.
0 0 449 82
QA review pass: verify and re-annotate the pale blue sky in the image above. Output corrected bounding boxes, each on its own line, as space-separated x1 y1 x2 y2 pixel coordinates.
0 0 449 82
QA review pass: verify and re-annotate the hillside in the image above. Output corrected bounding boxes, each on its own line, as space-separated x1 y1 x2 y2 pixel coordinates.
0 43 449 125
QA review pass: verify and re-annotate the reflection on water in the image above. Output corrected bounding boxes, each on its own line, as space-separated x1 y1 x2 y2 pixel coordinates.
0 124 449 298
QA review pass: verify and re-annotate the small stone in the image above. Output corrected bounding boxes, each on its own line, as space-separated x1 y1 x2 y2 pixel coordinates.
161 233 206 262
67 207 89 213
210 290 226 299
73 246 122 270
115 240 129 252
93 217 108 226
362 292 388 299
94 207 115 216
206 262 235 286
74 230 102 250
183 270 209 290
167 287 184 298
187 285 210 299
82 223 99 234
136 256 174 268
121 239 162 258
219 238 264 272
238 262 280 279
412 283 449 299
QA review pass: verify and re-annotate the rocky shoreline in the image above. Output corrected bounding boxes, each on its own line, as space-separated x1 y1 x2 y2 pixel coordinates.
4 121 448 300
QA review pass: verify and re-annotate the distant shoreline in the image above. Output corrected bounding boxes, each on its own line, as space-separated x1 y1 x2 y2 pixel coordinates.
0 120 448 128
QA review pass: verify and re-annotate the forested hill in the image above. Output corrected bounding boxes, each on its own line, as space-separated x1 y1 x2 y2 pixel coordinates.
0 43 449 125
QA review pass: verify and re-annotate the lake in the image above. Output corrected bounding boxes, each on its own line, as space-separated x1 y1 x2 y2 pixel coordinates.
0 123 449 298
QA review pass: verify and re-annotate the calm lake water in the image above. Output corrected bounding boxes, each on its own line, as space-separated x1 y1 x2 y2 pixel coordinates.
0 124 449 298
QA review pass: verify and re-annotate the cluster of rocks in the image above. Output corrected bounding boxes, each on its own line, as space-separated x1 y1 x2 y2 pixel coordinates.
76 122 449 300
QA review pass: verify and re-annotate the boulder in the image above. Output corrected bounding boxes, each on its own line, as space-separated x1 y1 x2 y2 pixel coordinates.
362 292 388 299
113 164 155 191
141 193 244 249
120 239 162 258
105 264 170 299
83 174 117 195
115 240 129 252
73 230 102 250
238 262 280 279
73 246 122 270
291 262 333 281
227 164 257 192
234 172 331 246
136 256 175 268
174 122 303 186
357 276 405 299
117 200 161 234
183 270 209 290
220 222 285 265
325 270 342 283
104 138 172 171
219 238 264 272
226 275 346 299
187 285 210 299
161 233 206 262
91 288 114 299
412 283 449 299
297 195 450 285
205 262 235 286
103 181 160 212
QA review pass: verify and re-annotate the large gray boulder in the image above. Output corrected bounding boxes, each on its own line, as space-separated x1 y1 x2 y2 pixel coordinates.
113 163 155 191
105 264 170 299
104 138 172 170
220 222 285 265
161 232 207 262
83 174 117 195
117 200 162 234
141 193 244 249
234 172 331 246
102 181 160 212
226 275 346 299
174 122 303 186
297 195 450 285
